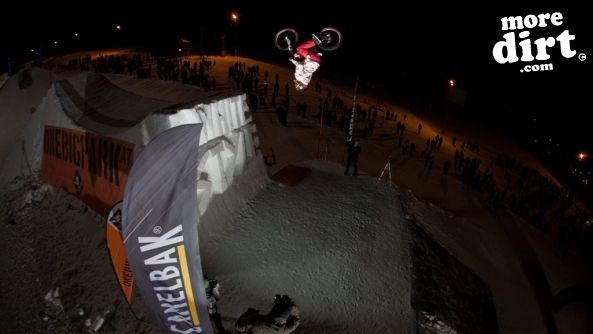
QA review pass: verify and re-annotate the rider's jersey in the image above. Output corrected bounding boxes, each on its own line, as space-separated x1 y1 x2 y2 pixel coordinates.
294 57 320 89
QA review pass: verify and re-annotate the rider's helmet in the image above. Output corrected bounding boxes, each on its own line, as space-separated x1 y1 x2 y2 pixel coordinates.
294 80 306 92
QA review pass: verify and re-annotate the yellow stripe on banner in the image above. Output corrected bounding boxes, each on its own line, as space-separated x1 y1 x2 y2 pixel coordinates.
177 245 200 326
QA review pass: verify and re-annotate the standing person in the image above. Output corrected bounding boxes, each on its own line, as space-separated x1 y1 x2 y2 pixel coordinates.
249 93 258 113
276 104 288 127
443 160 451 175
263 80 269 96
205 278 230 334
345 140 361 176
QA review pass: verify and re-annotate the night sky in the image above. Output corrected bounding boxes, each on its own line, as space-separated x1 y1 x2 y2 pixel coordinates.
2 2 592 196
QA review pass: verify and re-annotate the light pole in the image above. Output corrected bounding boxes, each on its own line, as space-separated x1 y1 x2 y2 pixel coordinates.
231 12 238 60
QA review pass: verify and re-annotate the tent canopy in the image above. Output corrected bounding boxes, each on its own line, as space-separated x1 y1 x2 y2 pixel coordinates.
55 72 238 134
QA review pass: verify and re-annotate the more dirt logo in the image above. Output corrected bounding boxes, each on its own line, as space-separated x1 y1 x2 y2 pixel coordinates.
492 12 586 73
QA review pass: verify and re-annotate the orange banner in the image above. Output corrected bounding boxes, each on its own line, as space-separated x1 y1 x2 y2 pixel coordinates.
107 201 134 303
40 126 135 303
40 126 134 216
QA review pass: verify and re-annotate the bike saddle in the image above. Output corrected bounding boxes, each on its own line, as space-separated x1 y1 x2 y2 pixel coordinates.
319 33 333 43
312 33 332 45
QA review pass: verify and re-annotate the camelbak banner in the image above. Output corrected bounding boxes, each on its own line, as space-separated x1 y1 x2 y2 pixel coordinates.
122 124 213 334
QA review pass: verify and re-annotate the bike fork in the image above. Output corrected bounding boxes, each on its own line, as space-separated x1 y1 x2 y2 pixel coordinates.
285 37 294 55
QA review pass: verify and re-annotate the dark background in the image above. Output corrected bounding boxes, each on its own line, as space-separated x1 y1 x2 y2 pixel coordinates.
1 2 591 201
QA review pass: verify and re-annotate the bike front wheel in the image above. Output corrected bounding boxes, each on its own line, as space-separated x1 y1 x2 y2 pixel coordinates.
274 28 299 51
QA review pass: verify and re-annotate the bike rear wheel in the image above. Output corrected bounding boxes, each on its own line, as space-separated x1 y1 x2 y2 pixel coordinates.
317 27 343 51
